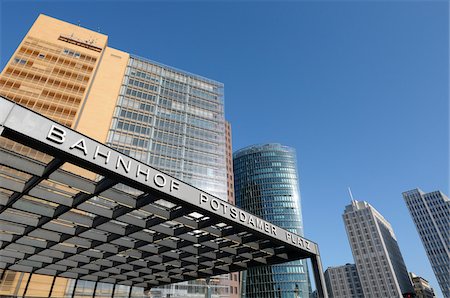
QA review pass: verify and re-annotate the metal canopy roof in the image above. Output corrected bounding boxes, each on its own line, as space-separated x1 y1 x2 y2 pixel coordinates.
0 96 325 293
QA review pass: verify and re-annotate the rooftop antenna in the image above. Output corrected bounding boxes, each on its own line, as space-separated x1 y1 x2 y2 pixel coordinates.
348 187 356 204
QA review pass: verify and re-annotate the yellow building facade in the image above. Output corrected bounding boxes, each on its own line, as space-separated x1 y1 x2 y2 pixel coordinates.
0 14 130 298
0 14 128 165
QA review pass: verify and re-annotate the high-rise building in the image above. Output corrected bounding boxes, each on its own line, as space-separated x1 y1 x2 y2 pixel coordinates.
403 189 450 298
0 13 233 298
343 200 414 298
324 264 363 298
233 143 311 298
409 272 436 298
223 121 240 298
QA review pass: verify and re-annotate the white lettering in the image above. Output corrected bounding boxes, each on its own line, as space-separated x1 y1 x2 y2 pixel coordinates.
200 194 209 205
286 232 292 242
239 211 247 222
230 207 237 219
272 226 277 236
219 201 228 214
70 139 88 156
211 199 220 211
47 125 66 144
153 174 166 187
94 146 111 164
136 164 151 181
170 180 179 192
256 218 264 230
305 240 310 249
248 216 255 227
116 155 131 173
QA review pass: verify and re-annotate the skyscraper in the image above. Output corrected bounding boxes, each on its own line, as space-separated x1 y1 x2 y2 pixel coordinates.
233 143 311 298
0 13 232 298
324 264 363 298
343 200 414 298
403 189 450 298
224 121 240 298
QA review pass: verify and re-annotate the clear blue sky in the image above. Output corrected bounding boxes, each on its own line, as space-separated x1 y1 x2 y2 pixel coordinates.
1 1 448 296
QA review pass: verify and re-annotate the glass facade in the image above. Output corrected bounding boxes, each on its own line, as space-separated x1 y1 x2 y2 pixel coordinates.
106 55 228 297
403 189 450 298
0 14 234 298
233 144 311 298
107 55 227 201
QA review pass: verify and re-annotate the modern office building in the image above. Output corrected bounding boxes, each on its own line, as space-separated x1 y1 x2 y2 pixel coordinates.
343 200 414 298
233 144 311 298
324 264 363 298
0 13 231 298
403 189 450 298
223 121 240 298
409 272 436 298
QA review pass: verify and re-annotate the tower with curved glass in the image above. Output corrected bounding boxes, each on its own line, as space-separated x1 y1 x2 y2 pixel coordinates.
233 144 311 298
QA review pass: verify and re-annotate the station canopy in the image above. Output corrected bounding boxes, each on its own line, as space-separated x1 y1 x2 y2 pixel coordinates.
0 96 319 290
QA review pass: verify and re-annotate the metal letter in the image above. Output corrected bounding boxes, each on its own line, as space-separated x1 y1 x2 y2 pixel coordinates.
239 211 247 223
230 207 237 219
170 180 179 192
136 164 151 181
46 125 66 144
153 174 166 187
93 146 111 164
70 139 88 156
219 201 228 215
200 194 209 205
210 199 219 211
115 155 131 173
248 216 255 227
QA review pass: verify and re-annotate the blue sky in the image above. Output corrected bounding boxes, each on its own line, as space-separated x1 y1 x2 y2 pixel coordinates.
1 1 448 296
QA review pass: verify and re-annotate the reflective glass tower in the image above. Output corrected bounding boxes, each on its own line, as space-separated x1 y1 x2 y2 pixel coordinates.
403 189 450 298
107 55 227 201
233 144 311 298
106 56 229 298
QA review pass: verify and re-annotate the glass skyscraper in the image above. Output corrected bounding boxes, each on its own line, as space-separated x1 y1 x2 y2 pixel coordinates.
403 189 450 298
233 144 311 298
107 55 227 201
106 55 229 297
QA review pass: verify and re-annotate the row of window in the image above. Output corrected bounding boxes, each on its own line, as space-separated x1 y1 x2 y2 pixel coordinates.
121 97 155 113
120 109 152 124
116 121 151 136
128 78 158 92
63 48 81 58
125 87 157 102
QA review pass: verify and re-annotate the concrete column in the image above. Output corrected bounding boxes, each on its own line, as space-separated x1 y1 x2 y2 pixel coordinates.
311 254 328 298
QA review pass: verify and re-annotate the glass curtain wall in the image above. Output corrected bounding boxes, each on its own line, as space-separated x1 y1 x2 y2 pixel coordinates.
106 56 228 298
233 144 311 298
